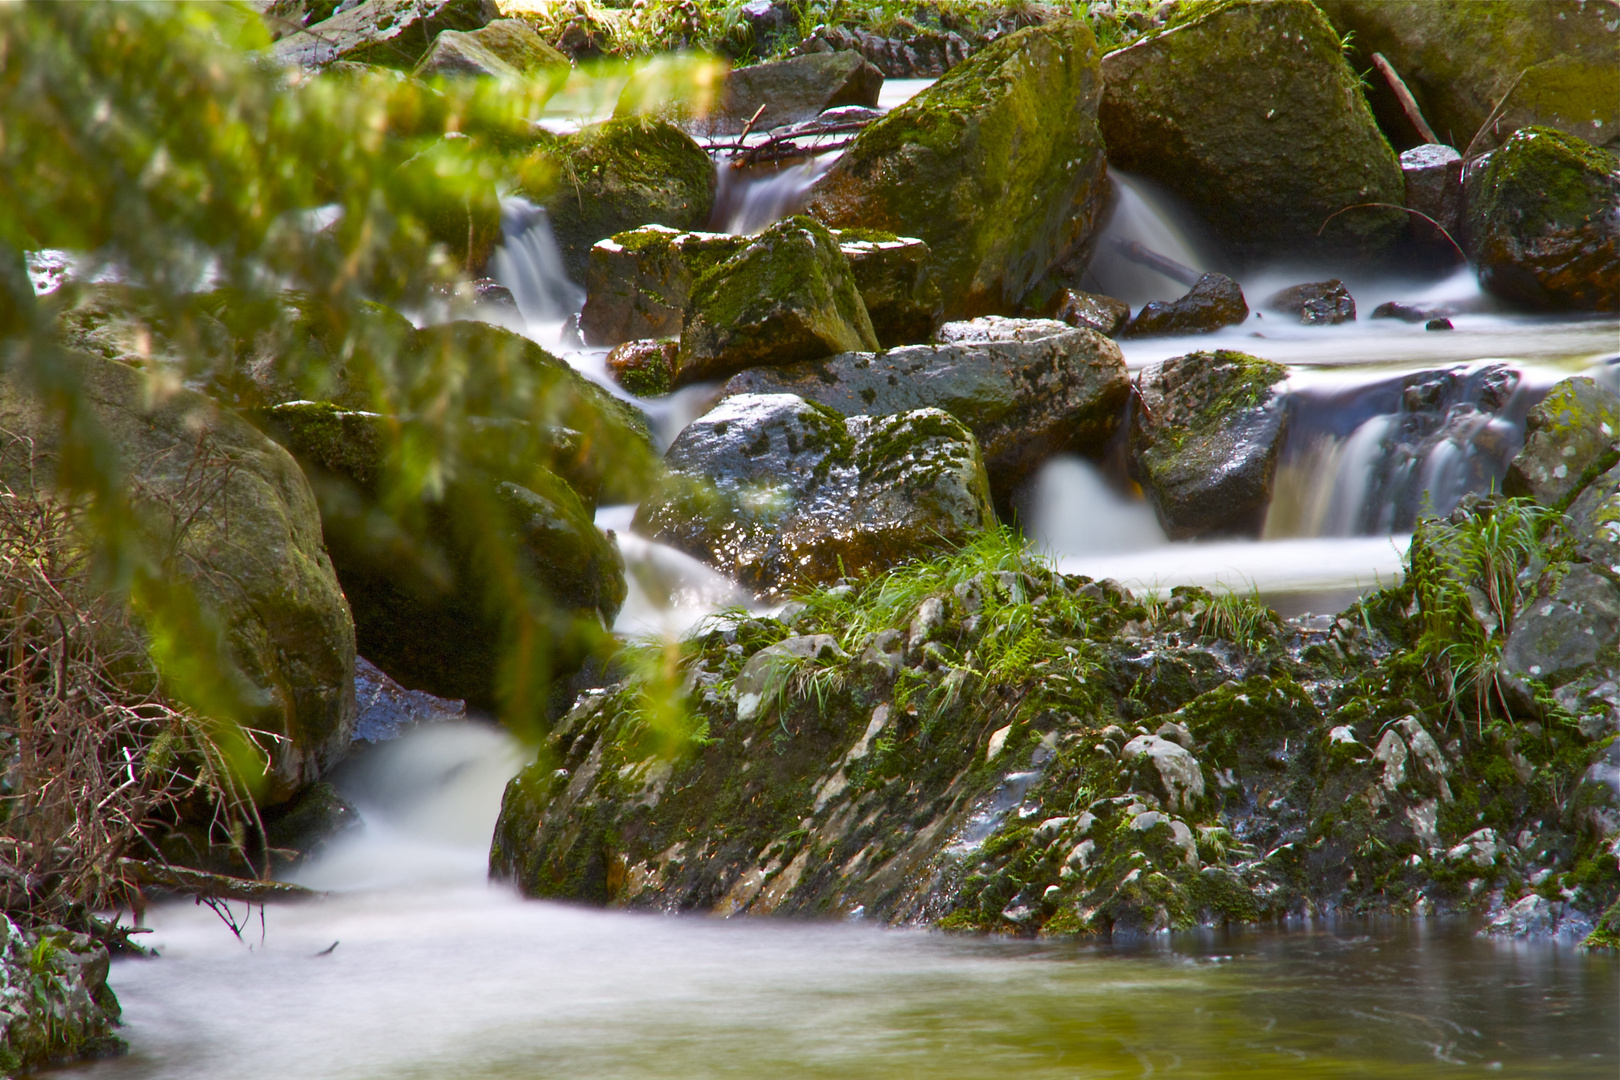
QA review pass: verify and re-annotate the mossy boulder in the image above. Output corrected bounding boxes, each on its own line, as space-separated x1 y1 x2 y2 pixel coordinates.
715 51 884 133
674 216 879 387
1464 126 1620 312
0 917 123 1073
1129 350 1289 539
412 18 569 79
1100 0 1406 267
0 350 356 801
632 394 995 596
721 316 1129 503
835 232 943 347
271 0 498 69
1316 0 1620 152
802 20 1110 317
1123 272 1249 337
523 117 717 281
1504 376 1620 507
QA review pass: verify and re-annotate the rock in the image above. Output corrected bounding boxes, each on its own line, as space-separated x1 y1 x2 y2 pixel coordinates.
411 17 569 79
1425 318 1453 331
0 351 356 801
715 51 884 133
721 318 1129 500
800 24 975 79
1120 735 1205 812
1484 893 1597 942
1464 126 1620 312
271 0 498 70
835 231 943 347
525 118 717 281
261 779 362 869
803 21 1109 317
1040 289 1130 337
1100 0 1406 266
606 338 677 397
675 216 879 387
1263 279 1356 325
735 635 849 721
1129 350 1289 538
1315 0 1620 152
1504 376 1620 507
1400 144 1465 257
1123 272 1248 337
1370 300 1446 323
352 655 466 742
0 916 122 1071
633 394 996 595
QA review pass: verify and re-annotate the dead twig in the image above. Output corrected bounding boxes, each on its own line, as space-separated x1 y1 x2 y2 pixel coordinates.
1370 52 1439 145
1316 202 1467 261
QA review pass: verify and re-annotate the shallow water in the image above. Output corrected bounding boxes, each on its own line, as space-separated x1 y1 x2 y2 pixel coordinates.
80 726 1618 1080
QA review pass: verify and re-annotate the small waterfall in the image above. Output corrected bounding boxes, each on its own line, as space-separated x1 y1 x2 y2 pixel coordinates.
1021 455 1167 557
1084 170 1221 306
489 197 585 323
709 153 838 235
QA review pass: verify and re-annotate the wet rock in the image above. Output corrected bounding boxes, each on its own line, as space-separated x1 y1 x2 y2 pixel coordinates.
721 318 1129 500
715 51 884 133
523 118 717 281
1315 0 1620 152
1425 318 1453 331
0 351 356 801
1504 376 1620 508
1100 0 1406 267
271 0 498 69
1040 289 1130 337
1400 144 1465 257
633 394 996 595
800 24 974 78
834 231 943 347
803 21 1109 317
1123 272 1248 337
735 635 849 721
1464 126 1620 312
262 780 362 870
1484 893 1597 942
1370 300 1445 323
580 226 746 347
1121 735 1205 812
352 655 466 742
606 338 677 397
1263 280 1356 325
1129 350 1289 538
675 216 878 387
0 917 122 1071
412 17 569 79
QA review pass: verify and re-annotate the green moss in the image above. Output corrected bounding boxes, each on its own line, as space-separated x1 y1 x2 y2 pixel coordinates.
1474 126 1620 233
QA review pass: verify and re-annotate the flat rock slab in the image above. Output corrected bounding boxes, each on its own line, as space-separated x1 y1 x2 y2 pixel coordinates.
720 317 1129 499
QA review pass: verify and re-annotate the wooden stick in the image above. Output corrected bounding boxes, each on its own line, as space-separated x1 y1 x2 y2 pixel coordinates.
1371 52 1439 145
1108 239 1201 287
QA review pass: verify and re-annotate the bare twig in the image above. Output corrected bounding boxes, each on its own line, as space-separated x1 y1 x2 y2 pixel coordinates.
1463 68 1530 162
1371 52 1439 145
1316 202 1467 260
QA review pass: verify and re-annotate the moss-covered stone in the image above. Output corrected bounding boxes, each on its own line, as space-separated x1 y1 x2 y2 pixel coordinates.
1100 0 1406 266
1129 350 1289 539
412 17 570 79
836 233 943 347
580 226 747 347
1465 126 1620 311
1504 376 1620 507
802 20 1109 317
271 0 498 69
675 216 879 387
1316 0 1620 152
605 337 677 397
0 916 123 1073
524 116 717 281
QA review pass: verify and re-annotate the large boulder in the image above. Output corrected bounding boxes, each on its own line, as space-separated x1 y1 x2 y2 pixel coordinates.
412 18 569 79
1099 0 1406 267
802 21 1109 317
1315 0 1620 152
0 350 356 800
674 216 879 387
523 118 717 281
271 0 498 69
633 394 995 596
722 317 1129 500
1129 350 1290 539
715 51 884 133
1504 376 1620 508
1464 126 1620 312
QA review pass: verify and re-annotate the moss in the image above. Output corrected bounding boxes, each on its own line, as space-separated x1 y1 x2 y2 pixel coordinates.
834 227 903 244
1472 126 1620 235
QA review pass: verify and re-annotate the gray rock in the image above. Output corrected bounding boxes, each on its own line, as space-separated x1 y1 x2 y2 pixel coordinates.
0 917 121 1070
1100 0 1406 266
800 24 975 79
1483 893 1596 942
675 217 879 387
1123 272 1248 337
1041 288 1130 337
1263 279 1356 325
411 17 569 79
720 317 1129 500
836 233 942 347
633 394 996 596
716 51 884 133
1400 144 1464 257
1129 350 1289 538
272 0 498 70
1503 565 1620 688
1504 376 1620 507
353 655 466 742
1121 735 1205 812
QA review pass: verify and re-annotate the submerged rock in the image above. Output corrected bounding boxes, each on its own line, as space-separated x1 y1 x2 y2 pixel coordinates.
1264 279 1356 325
1316 0 1620 152
272 0 498 69
411 17 569 79
1370 300 1447 323
1129 350 1289 538
1123 272 1248 337
715 51 883 133
675 216 879 387
803 21 1109 316
1464 126 1620 312
632 394 995 596
721 317 1129 500
1100 0 1406 266
1504 376 1620 507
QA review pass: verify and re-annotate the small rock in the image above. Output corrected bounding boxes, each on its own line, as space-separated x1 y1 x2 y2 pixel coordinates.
1425 317 1453 331
1399 143 1464 259
271 0 498 69
412 17 569 79
1264 279 1356 325
1041 288 1131 337
353 656 466 742
1124 272 1249 337
1483 893 1595 942
835 232 943 347
1370 301 1445 322
1121 734 1205 811
605 338 677 397
735 635 848 721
